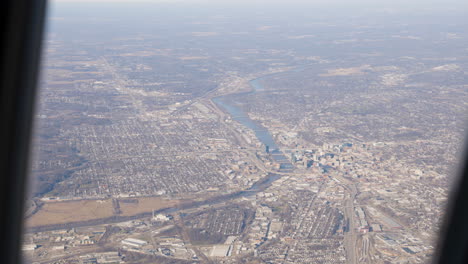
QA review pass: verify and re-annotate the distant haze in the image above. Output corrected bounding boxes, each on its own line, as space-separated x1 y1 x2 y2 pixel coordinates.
51 0 468 8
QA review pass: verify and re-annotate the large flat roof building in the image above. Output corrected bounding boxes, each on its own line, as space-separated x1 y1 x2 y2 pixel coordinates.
210 245 231 257
121 238 148 248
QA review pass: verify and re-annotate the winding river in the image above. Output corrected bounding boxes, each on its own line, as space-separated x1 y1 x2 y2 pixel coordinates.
28 71 305 233
213 72 296 172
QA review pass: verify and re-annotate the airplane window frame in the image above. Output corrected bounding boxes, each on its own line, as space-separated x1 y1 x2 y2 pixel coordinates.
0 0 47 263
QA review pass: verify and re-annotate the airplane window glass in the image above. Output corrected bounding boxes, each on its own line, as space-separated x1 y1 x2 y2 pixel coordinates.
22 1 468 263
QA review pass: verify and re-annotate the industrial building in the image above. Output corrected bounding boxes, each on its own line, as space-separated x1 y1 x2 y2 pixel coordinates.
121 238 148 248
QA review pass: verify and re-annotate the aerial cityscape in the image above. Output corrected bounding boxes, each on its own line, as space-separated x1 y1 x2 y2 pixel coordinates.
23 1 467 264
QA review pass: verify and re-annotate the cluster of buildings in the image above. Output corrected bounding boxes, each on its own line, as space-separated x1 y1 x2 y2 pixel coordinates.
25 14 467 264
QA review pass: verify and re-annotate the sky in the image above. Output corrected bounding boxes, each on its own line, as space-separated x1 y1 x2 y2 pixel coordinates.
50 0 468 6
48 0 468 20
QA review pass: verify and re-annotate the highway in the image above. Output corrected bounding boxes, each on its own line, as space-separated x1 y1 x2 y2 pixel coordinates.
359 234 370 263
334 174 358 264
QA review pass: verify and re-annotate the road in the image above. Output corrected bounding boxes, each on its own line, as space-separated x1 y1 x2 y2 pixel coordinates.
174 213 214 264
334 174 358 264
359 234 370 263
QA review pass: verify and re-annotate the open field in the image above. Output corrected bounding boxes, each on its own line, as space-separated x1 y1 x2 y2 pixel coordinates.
27 199 114 227
26 197 179 227
119 197 179 216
